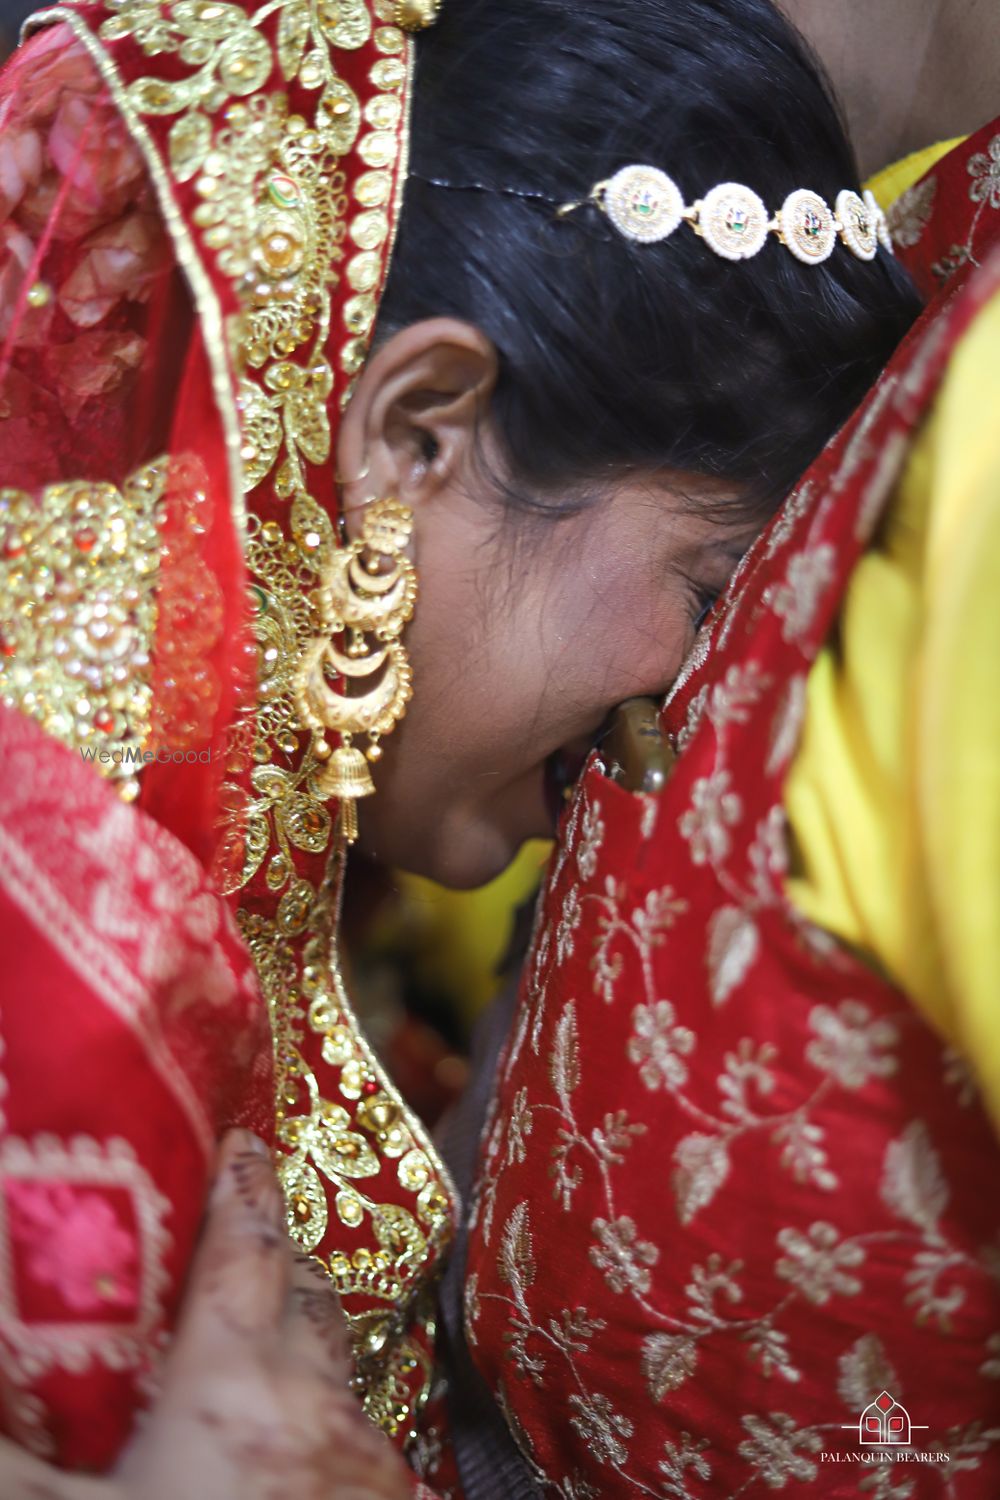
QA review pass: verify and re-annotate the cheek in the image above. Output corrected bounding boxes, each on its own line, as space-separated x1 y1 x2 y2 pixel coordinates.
401 506 695 783
537 545 692 705
378 519 547 797
408 527 693 759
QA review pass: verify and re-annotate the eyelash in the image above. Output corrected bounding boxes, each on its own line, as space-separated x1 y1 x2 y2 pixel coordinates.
692 590 717 633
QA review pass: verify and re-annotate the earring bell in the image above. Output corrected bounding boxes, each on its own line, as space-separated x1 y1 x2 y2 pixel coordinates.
295 497 417 842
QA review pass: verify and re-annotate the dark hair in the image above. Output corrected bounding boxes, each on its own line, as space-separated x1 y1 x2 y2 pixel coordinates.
377 0 922 524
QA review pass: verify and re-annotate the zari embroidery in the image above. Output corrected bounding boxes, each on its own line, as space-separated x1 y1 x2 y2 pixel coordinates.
0 456 225 795
239 849 453 1438
209 1 412 901
0 462 166 799
151 0 454 1438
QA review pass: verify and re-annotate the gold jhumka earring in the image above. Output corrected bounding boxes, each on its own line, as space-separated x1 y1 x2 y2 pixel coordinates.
295 496 417 842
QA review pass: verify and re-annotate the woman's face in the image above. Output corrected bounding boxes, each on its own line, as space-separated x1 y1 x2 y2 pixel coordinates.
338 320 754 889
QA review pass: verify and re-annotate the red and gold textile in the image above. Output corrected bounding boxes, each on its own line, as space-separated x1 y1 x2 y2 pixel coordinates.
0 0 456 1466
0 701 269 1467
445 127 1000 1498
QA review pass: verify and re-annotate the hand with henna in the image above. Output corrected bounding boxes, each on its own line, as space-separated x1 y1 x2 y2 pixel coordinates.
0 1130 414 1500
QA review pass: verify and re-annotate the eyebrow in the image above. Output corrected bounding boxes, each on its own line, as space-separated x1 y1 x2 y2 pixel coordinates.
676 535 752 574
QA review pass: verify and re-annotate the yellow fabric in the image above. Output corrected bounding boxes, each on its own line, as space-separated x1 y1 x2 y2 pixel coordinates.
393 841 550 1026
785 279 1000 1131
865 137 964 212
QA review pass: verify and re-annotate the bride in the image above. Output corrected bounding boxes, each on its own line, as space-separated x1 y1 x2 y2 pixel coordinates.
0 0 918 1490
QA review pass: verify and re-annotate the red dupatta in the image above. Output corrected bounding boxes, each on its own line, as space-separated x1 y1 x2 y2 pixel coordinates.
0 0 456 1467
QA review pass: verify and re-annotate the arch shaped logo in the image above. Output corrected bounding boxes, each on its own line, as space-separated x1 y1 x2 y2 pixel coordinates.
844 1391 929 1446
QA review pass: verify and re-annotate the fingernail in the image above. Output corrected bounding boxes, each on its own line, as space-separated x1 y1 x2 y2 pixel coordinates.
224 1128 271 1159
213 1129 270 1181
210 1130 280 1217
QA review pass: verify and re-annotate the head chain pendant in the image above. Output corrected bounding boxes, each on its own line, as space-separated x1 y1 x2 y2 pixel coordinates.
295 498 417 842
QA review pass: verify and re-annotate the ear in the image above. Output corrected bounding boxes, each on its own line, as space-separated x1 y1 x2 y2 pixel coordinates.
335 317 498 539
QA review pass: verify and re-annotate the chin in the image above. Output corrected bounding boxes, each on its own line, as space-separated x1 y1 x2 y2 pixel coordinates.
366 815 522 891
402 840 516 892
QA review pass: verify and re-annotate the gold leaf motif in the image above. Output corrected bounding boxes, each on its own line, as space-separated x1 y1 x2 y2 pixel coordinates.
290 491 335 551
217 28 273 96
642 1332 699 1400
281 1156 329 1252
172 1 246 40
250 762 293 799
287 387 331 464
276 876 315 933
880 1121 949 1236
672 1133 731 1225
218 806 270 891
398 1148 430 1192
299 48 326 88
372 1201 425 1261
336 1188 365 1226
312 1124 380 1180
282 790 332 851
127 75 191 115
317 79 361 154
416 1180 451 1225
317 0 373 50
707 905 759 1006
277 0 309 79
550 1002 581 1098
499 1201 537 1296
168 108 212 180
837 1334 899 1411
238 378 283 486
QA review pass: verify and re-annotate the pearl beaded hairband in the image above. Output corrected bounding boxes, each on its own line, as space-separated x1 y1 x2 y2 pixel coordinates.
559 164 893 263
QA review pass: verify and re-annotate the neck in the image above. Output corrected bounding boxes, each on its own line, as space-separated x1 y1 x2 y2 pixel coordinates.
781 0 1000 179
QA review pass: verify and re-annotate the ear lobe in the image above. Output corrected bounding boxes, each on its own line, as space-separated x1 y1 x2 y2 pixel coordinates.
335 318 498 520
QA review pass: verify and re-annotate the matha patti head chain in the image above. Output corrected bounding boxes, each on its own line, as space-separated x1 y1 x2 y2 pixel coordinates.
412 165 893 264
562 165 892 262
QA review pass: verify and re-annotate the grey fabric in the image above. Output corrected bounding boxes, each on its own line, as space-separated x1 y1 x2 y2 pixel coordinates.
433 978 545 1500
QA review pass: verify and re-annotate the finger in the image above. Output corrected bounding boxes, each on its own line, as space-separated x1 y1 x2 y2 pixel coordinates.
282 1252 354 1386
173 1129 290 1358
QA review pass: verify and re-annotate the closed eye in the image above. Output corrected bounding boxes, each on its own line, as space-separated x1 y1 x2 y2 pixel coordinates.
693 591 717 633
